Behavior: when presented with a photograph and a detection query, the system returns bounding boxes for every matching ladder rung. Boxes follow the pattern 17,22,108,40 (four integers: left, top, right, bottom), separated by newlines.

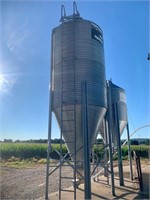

62,90,75,93
62,111,75,113
49,165,59,167
62,101,75,104
62,130,74,132
61,177,74,179
61,189,74,192
62,109,74,112
62,119,75,122
61,160,75,163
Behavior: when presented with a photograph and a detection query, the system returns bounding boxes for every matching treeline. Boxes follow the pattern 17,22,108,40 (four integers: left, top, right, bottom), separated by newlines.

1,138,65,144
121,138,149,146
1,138,149,145
1,138,104,144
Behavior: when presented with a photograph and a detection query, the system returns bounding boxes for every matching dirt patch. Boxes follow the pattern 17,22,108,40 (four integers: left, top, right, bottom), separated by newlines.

1,165,46,199
0,164,73,199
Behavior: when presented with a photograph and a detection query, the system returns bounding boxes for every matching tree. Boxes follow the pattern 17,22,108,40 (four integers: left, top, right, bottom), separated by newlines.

3,139,13,143
131,140,139,145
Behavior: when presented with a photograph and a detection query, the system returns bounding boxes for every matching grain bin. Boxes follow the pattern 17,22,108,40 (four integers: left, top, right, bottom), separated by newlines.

99,81,127,144
51,11,107,168
110,81,127,145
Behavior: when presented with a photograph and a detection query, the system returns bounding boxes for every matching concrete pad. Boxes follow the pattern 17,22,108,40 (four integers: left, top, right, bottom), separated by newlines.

48,175,140,200
40,164,149,200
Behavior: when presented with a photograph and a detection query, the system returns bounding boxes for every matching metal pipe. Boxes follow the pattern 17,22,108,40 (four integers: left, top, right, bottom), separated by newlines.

106,116,115,195
59,20,65,200
106,81,115,196
104,118,110,185
45,29,54,200
114,103,124,186
73,1,80,16
122,124,150,146
45,109,52,200
126,122,133,180
82,82,91,200
73,18,77,200
103,119,108,177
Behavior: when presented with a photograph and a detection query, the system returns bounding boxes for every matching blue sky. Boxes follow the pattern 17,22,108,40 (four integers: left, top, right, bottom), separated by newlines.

0,0,149,141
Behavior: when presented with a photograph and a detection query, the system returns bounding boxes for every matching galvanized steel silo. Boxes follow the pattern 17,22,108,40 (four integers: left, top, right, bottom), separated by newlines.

110,82,127,145
51,14,107,164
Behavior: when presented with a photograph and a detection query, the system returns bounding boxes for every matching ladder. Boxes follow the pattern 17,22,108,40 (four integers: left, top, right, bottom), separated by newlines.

59,20,77,200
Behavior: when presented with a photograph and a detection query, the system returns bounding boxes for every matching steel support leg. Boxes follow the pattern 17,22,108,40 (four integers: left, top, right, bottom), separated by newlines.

103,119,108,177
106,115,115,196
45,98,52,200
107,80,115,196
82,82,91,200
114,103,124,186
126,122,133,180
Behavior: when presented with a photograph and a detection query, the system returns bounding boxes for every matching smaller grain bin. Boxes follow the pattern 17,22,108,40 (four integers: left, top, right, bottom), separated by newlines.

109,80,127,145
99,81,127,145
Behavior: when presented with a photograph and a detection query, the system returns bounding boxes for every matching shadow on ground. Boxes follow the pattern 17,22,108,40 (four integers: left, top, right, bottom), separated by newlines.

133,172,150,200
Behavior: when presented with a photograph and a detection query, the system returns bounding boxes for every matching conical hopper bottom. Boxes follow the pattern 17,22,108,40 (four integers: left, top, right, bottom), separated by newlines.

53,104,106,176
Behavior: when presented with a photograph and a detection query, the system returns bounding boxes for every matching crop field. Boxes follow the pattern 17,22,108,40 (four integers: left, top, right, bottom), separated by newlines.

0,142,150,160
1,143,150,199
0,143,68,160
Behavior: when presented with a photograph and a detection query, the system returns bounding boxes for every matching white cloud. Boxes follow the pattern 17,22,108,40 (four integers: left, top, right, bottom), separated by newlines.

5,15,32,60
0,73,9,92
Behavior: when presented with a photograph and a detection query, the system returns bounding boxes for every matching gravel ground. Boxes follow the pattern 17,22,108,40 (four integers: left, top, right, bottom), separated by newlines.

1,164,73,199
1,161,149,199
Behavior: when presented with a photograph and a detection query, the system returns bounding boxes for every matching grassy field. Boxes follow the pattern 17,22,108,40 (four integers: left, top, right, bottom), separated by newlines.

0,143,69,160
1,142,149,161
